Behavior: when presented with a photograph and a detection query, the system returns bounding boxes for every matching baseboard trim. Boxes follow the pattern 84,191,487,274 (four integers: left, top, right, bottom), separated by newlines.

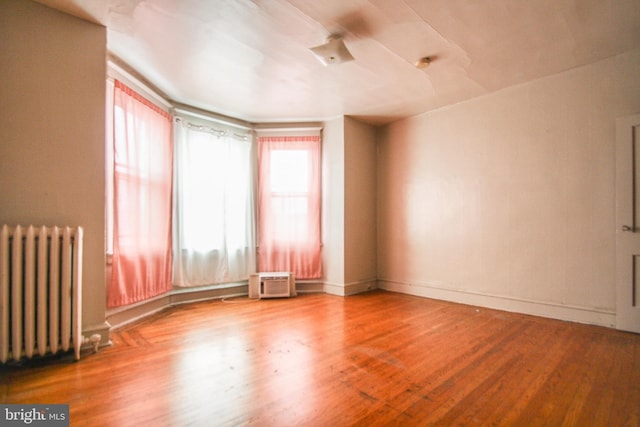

170,283,248,305
296,281,324,294
107,282,249,330
378,279,616,328
324,278,378,296
105,278,615,336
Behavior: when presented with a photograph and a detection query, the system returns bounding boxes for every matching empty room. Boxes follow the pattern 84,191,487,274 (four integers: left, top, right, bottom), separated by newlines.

1,0,640,425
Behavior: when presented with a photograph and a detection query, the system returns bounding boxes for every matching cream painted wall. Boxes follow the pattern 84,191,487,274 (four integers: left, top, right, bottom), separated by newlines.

344,117,377,292
0,1,108,340
321,117,346,291
322,116,378,295
378,49,640,327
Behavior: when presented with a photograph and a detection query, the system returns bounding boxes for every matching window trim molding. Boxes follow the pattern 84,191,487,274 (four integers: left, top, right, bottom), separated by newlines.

255,125,323,138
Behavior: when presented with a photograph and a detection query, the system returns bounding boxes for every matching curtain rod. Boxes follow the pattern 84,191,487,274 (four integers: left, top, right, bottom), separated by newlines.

175,117,250,141
174,106,252,131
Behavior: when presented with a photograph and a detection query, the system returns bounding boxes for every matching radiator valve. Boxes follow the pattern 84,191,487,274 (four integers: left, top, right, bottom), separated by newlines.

89,334,101,353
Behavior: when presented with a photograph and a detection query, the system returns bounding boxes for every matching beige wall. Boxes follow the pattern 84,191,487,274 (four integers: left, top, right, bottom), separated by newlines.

0,1,108,340
344,117,377,292
377,49,640,327
322,117,346,292
322,116,378,295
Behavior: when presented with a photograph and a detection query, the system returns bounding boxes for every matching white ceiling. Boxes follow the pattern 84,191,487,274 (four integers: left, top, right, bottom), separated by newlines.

36,0,640,125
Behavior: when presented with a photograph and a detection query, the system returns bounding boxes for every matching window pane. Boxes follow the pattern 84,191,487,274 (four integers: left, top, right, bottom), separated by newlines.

180,132,226,250
257,135,322,279
178,130,251,252
270,150,308,193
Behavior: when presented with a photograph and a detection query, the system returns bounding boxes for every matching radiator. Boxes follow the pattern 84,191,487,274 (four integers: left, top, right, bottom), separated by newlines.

0,224,84,363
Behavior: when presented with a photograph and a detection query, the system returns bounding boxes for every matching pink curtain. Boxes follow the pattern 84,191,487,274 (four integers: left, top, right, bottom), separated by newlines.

258,136,321,279
108,80,173,308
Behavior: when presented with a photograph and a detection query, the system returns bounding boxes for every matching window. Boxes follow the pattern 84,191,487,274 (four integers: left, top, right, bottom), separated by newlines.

108,80,173,308
258,135,322,279
172,117,256,287
106,68,322,305
270,149,310,242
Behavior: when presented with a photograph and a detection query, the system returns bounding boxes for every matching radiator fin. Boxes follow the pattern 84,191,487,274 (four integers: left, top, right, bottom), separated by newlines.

0,224,84,363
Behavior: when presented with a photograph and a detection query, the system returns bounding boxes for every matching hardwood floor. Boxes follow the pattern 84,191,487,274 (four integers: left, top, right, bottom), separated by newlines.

1,290,639,426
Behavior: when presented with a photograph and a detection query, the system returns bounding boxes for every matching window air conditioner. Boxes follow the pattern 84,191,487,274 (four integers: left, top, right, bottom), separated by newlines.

249,272,296,299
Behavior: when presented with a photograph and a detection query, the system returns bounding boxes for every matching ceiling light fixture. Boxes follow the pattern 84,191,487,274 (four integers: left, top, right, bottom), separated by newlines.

415,57,432,69
310,35,354,66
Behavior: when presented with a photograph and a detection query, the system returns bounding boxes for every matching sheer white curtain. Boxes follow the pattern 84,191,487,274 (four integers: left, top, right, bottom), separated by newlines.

172,117,256,287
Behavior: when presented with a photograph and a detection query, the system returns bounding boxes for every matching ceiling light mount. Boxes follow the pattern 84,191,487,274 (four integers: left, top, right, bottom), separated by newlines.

310,34,354,66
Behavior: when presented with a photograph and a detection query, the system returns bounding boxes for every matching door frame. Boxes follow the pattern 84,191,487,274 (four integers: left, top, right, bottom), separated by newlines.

615,113,640,333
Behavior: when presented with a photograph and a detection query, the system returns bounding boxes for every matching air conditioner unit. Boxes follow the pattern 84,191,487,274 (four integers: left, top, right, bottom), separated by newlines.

249,272,296,299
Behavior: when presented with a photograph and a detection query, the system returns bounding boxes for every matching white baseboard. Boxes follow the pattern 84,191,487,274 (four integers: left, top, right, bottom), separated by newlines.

296,281,324,293
107,283,248,330
378,279,616,328
107,294,172,330
103,277,615,342
324,278,378,296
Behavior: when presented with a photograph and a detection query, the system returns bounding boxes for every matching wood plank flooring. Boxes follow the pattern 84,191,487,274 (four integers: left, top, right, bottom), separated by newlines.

1,290,639,426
